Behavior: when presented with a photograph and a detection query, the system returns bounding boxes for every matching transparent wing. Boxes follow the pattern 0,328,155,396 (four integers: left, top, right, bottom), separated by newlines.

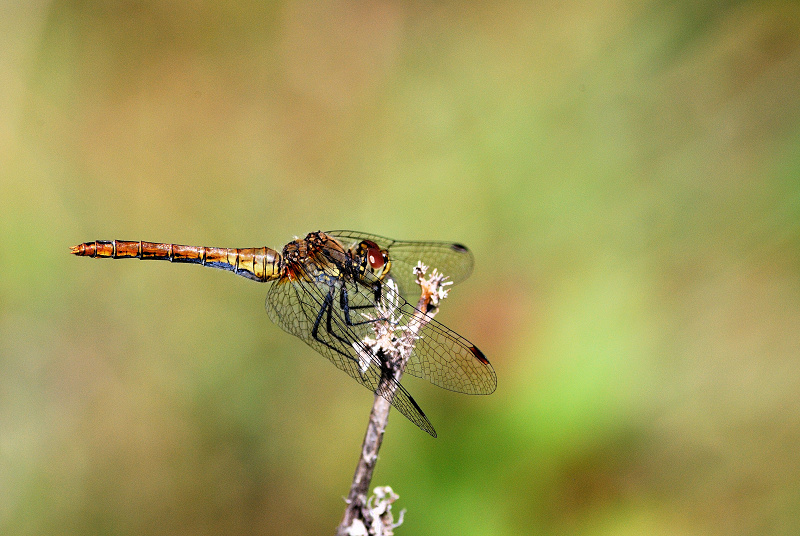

381,284,497,394
265,270,437,437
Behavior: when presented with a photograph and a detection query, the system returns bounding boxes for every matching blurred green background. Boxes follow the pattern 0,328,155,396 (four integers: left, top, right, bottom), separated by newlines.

2,1,800,534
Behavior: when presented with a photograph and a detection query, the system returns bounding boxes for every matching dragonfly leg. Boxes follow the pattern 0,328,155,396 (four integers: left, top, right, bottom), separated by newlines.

308,284,393,383
309,286,365,368
339,283,392,328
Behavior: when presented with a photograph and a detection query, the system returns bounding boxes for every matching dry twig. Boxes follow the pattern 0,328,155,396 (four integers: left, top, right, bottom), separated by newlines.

336,263,451,536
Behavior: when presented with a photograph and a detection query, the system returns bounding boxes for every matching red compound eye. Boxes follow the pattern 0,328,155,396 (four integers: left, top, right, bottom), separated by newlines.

364,241,385,269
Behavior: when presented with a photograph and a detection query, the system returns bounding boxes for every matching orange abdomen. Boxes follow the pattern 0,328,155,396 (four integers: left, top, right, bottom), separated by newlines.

70,240,282,282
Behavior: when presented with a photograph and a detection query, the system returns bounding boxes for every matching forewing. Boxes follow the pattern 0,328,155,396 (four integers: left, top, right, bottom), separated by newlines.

265,275,437,437
327,230,475,299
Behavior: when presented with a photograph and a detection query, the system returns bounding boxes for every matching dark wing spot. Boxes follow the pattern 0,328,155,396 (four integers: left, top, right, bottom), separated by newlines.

469,345,490,365
451,243,469,253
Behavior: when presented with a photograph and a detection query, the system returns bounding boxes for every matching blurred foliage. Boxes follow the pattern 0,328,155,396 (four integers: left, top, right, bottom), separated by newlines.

2,1,800,534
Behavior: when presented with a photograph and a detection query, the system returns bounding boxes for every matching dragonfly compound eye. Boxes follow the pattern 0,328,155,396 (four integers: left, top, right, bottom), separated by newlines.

361,240,385,269
367,247,385,269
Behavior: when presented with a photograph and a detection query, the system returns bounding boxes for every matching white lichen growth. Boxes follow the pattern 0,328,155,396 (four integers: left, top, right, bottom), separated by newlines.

345,486,404,536
413,261,452,308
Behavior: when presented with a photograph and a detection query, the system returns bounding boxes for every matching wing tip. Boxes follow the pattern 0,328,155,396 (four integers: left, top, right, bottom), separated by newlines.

469,345,498,394
407,392,438,438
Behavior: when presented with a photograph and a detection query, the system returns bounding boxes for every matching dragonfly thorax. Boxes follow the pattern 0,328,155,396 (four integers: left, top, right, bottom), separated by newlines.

280,232,352,282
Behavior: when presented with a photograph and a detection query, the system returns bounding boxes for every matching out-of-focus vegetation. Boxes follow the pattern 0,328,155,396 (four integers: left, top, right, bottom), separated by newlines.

2,1,800,534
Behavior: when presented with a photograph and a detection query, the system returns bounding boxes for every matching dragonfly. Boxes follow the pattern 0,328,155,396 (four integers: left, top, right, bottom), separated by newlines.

71,230,496,437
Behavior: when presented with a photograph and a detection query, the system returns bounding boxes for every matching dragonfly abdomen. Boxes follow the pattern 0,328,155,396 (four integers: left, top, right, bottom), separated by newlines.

70,240,282,282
